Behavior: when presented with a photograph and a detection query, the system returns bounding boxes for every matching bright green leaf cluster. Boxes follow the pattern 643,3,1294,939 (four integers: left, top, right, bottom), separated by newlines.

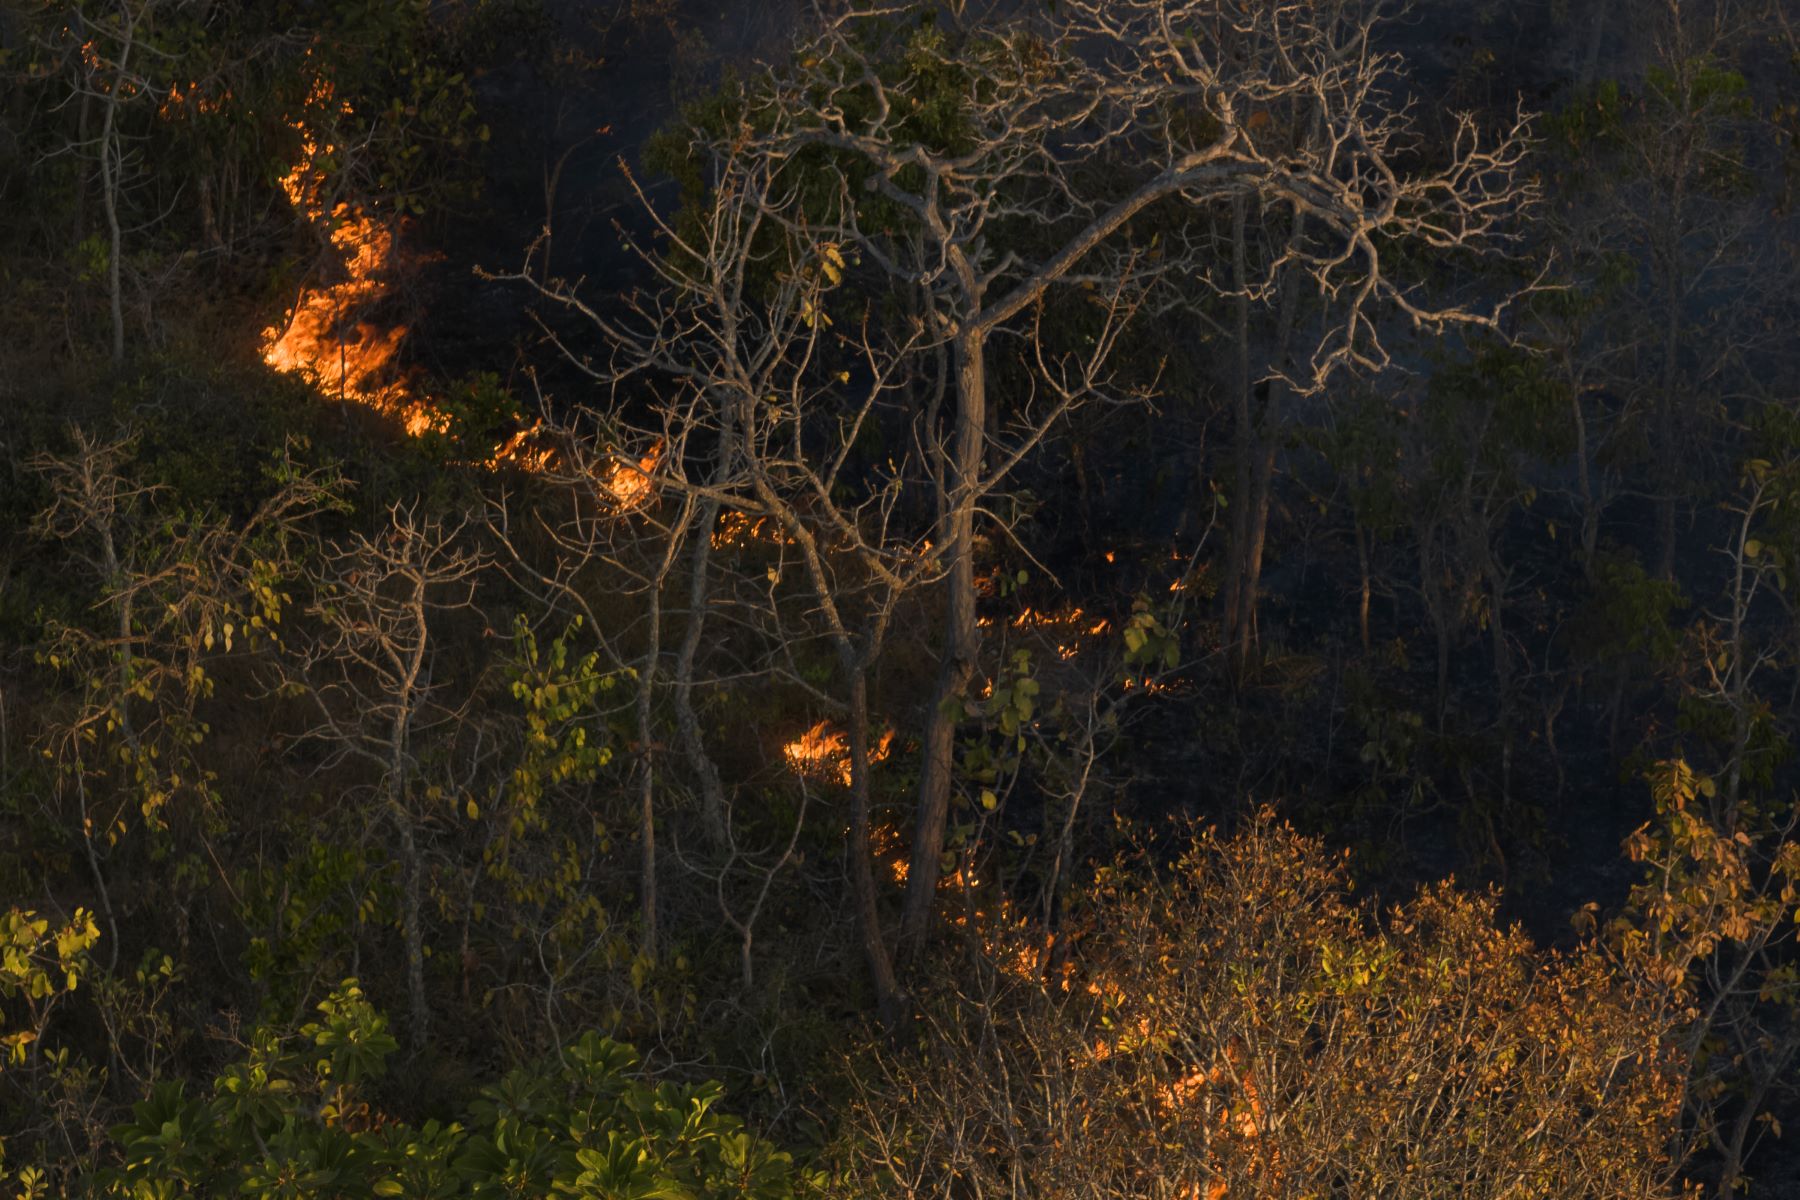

0,908,99,1066
99,983,815,1200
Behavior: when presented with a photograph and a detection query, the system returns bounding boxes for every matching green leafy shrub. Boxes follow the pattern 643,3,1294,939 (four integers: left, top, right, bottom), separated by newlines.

97,981,814,1200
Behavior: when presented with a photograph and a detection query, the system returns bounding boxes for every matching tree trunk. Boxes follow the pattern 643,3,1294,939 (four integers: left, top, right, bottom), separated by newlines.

1655,285,1682,579
198,170,223,254
1223,199,1254,653
1233,407,1282,670
637,664,659,965
1418,524,1452,730
96,13,134,368
389,598,430,1052
1225,206,1305,672
1571,382,1599,578
72,90,91,255
1580,0,1610,88
1355,521,1372,652
392,801,429,1053
901,326,986,958
1655,169,1688,581
673,407,734,847
1486,546,1513,809
635,512,688,962
847,664,902,1022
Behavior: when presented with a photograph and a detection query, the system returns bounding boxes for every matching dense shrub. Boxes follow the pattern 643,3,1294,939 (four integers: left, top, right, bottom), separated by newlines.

836,815,1687,1200
81,982,811,1200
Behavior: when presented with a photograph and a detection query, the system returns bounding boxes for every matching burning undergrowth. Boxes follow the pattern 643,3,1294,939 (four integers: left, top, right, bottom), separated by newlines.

261,76,554,473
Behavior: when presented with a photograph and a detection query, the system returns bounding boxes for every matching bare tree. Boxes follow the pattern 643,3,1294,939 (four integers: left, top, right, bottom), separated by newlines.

504,0,1538,997
30,427,343,965
489,429,699,965
732,0,1536,954
280,503,487,1051
502,134,960,1018
35,0,176,365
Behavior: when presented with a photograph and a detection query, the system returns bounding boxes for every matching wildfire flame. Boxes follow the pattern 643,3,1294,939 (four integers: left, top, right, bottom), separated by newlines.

482,420,557,473
840,720,1251,1188
260,80,439,432
872,822,909,884
260,77,558,471
1121,675,1181,695
158,79,224,118
861,771,1253,1173
782,720,894,787
596,441,663,511
985,605,1113,660
967,899,1269,1190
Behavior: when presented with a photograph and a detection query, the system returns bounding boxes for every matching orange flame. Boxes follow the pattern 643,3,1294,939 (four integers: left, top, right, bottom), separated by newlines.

482,420,557,472
711,511,793,549
261,79,447,436
872,822,909,884
782,721,893,787
783,720,848,782
260,77,558,469
597,441,663,511
968,897,1270,1192
158,80,225,118
1004,605,1111,660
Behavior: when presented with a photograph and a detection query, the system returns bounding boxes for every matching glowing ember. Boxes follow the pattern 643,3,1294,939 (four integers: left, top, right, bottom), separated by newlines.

711,511,792,549
158,80,224,118
872,823,909,884
972,908,1269,1186
1008,605,1108,634
864,827,1259,1183
1003,605,1112,660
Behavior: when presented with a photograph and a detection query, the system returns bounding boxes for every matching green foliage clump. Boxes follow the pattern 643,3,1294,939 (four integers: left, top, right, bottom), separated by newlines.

97,981,813,1200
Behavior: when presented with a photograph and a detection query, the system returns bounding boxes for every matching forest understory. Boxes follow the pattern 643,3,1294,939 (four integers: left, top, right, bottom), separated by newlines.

2,0,1799,1197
